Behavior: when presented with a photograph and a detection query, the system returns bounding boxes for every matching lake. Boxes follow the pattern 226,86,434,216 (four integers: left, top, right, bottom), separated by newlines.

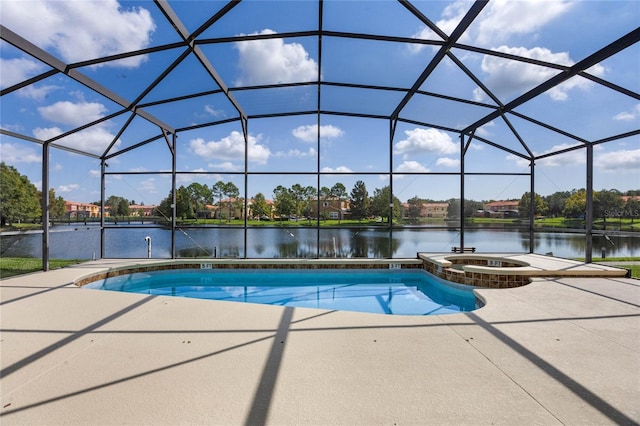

1,224,637,260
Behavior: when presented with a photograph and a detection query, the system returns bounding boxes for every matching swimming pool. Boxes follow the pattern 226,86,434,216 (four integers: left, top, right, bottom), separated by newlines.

85,269,478,315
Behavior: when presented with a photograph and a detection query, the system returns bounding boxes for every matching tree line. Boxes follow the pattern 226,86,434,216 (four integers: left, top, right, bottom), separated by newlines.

0,163,65,227
517,189,640,221
1,162,638,227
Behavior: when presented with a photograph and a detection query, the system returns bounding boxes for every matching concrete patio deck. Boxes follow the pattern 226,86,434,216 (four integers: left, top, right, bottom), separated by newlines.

1,259,639,425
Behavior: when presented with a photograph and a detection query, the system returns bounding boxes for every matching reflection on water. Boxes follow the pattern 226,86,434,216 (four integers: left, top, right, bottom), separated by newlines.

0,224,637,260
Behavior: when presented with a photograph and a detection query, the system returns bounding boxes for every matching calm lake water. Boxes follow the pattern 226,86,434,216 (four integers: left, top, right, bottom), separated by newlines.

1,224,637,260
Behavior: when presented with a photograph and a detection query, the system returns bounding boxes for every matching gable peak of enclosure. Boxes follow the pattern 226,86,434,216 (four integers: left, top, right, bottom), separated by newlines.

1,0,638,265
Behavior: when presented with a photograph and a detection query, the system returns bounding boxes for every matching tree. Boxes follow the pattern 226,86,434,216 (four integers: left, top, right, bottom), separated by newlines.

117,198,130,216
251,193,270,219
349,180,370,222
48,189,66,219
186,182,212,215
446,198,460,219
223,182,240,220
300,185,317,219
288,183,315,219
319,186,331,220
273,185,295,218
211,181,226,220
624,197,640,223
175,186,194,219
406,196,423,220
330,182,347,223
0,162,41,226
105,195,131,217
544,191,571,217
594,189,624,229
518,192,548,218
155,186,193,221
370,186,401,223
563,189,586,218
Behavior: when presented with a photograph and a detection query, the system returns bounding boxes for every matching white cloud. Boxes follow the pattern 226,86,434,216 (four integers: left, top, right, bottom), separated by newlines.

410,0,572,51
53,163,63,171
38,101,107,126
292,124,344,143
208,162,240,171
436,157,460,168
474,0,573,46
395,161,430,173
89,169,101,177
410,1,469,52
234,29,318,86
275,147,317,158
189,131,270,164
1,0,155,67
34,126,120,154
204,105,225,118
138,178,156,192
33,100,121,154
321,166,353,173
476,46,603,102
17,85,61,101
394,128,458,159
596,149,640,172
613,104,640,121
0,57,45,89
0,142,42,163
58,183,80,193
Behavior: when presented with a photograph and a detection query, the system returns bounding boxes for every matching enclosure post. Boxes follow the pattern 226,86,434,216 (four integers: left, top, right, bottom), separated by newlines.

100,160,106,259
171,132,177,259
388,119,395,258
42,142,50,271
243,116,249,259
585,144,593,263
459,134,465,251
529,160,535,253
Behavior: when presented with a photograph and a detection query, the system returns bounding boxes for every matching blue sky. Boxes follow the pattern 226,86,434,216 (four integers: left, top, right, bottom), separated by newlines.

1,0,638,206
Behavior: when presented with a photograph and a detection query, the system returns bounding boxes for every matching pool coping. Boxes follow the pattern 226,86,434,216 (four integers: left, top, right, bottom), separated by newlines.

72,258,425,287
69,254,630,290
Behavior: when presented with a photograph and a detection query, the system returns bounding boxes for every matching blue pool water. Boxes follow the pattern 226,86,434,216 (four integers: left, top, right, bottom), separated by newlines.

86,269,478,315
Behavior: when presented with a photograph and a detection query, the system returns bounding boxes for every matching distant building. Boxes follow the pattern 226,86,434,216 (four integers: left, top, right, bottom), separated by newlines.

308,198,350,220
129,204,157,216
421,202,449,219
65,201,104,218
482,200,520,218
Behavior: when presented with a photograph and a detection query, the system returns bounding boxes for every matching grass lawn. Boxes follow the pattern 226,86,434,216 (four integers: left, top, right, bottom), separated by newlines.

0,258,85,279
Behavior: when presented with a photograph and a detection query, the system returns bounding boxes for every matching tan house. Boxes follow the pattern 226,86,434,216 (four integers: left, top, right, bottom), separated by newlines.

482,200,520,218
65,201,104,218
421,202,449,219
199,198,246,220
308,198,350,220
129,204,157,216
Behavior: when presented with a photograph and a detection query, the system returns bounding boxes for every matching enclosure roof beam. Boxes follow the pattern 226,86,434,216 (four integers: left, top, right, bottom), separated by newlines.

462,27,640,135
390,1,489,120
0,25,175,137
507,111,590,145
399,0,449,41
154,0,247,122
1,69,58,97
